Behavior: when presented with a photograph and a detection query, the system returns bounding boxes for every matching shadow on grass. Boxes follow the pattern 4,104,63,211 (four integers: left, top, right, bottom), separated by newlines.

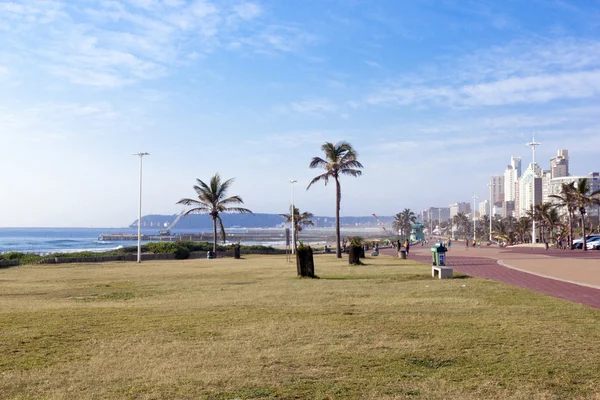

320,274,431,282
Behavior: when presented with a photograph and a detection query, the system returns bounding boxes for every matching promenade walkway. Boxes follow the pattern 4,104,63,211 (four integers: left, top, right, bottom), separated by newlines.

380,243,600,309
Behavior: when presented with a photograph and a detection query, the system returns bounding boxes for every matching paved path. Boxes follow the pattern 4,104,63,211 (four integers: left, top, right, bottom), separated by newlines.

380,244,600,309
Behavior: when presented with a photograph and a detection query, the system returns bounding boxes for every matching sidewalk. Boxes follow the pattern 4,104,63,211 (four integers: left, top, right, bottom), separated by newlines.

380,243,600,309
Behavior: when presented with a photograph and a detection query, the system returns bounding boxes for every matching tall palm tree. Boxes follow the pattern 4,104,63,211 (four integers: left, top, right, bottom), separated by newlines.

550,182,577,249
527,202,553,242
307,141,364,258
452,212,469,238
279,206,314,249
572,178,600,251
514,217,531,243
177,173,253,254
393,208,416,239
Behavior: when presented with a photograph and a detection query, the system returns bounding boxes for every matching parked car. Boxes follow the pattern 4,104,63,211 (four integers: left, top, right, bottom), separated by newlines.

586,236,600,250
573,234,600,249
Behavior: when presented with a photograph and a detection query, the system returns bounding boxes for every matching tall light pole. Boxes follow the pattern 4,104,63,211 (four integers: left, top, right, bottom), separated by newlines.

526,134,541,243
472,193,478,243
488,182,494,242
438,208,441,236
290,180,297,254
133,152,149,263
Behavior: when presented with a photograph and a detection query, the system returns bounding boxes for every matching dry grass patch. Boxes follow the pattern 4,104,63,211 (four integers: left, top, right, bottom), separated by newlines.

1,254,600,399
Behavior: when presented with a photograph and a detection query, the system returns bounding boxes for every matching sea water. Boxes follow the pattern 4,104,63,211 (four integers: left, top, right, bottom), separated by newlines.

0,227,211,254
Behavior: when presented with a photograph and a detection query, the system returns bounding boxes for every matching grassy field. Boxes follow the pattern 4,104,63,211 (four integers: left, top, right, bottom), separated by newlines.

1,254,600,399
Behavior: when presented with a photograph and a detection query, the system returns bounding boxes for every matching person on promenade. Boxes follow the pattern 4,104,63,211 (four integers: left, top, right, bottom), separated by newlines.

465,238,469,249
447,238,452,251
557,235,563,250
404,239,410,255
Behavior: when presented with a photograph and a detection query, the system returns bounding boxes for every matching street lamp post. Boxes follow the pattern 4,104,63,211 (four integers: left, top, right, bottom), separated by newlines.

472,193,478,243
488,182,494,242
526,134,541,243
290,180,297,254
438,208,441,236
133,152,149,263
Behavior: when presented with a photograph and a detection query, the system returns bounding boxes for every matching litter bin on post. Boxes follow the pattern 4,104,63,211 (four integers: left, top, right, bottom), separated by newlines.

430,243,448,266
399,249,407,259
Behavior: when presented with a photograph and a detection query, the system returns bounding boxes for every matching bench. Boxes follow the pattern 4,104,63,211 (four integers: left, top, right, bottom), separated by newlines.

432,265,453,279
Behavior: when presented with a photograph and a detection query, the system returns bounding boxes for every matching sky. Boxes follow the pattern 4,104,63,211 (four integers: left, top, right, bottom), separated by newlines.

1,0,600,227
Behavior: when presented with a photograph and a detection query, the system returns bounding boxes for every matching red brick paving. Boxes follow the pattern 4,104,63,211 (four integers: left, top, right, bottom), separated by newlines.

379,247,600,309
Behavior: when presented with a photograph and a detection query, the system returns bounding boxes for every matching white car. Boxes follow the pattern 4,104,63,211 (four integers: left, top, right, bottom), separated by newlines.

586,236,600,250
572,235,600,249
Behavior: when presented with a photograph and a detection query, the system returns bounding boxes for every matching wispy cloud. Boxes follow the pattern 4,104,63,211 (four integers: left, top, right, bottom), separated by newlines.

366,38,600,108
0,0,309,87
274,99,339,116
0,101,119,145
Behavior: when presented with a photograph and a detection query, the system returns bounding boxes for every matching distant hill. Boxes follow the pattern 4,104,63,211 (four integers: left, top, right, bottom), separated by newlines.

131,213,396,230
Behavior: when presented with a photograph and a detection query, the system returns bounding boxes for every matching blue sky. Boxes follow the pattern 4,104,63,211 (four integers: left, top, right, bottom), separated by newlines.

1,0,600,227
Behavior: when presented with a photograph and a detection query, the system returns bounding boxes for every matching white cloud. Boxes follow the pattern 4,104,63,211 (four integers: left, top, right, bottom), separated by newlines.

233,2,262,20
0,0,293,87
274,99,339,116
366,38,600,108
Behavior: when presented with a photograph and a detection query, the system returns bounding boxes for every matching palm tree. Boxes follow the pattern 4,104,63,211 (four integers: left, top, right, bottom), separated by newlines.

527,202,553,242
307,141,364,258
479,214,490,241
393,208,416,239
452,213,469,238
279,206,314,249
572,178,600,251
177,173,253,254
550,182,577,249
514,217,531,243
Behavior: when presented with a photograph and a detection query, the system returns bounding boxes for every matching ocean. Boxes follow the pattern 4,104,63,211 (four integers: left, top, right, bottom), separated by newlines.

0,227,374,255
0,227,211,254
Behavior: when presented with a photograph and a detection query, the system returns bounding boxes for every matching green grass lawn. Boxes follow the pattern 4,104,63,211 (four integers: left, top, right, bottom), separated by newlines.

1,254,599,399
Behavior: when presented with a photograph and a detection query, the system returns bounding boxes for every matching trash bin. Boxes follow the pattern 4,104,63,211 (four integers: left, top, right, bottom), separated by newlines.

206,251,215,259
399,250,407,259
430,243,448,266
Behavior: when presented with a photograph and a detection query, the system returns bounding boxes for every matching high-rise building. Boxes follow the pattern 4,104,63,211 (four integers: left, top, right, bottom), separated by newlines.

504,161,519,202
550,149,569,178
479,200,489,217
490,175,504,204
422,207,450,222
511,156,522,178
449,202,471,218
546,172,600,218
516,162,542,218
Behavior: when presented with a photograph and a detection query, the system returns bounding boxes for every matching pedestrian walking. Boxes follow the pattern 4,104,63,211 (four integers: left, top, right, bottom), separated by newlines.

557,235,563,250
404,239,410,255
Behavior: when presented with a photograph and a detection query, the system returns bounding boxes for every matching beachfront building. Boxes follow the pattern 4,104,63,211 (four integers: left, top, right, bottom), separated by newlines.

550,150,569,178
545,173,600,219
493,203,504,217
479,200,489,217
449,202,471,218
490,175,504,204
515,162,542,218
504,156,522,203
422,207,450,223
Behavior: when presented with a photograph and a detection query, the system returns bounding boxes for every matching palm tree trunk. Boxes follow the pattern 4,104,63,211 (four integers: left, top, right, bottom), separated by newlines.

581,213,587,251
212,216,218,254
568,211,574,250
335,178,342,258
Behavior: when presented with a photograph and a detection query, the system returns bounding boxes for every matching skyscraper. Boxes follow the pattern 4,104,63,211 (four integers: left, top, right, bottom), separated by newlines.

550,149,569,178
490,175,504,204
504,157,521,202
